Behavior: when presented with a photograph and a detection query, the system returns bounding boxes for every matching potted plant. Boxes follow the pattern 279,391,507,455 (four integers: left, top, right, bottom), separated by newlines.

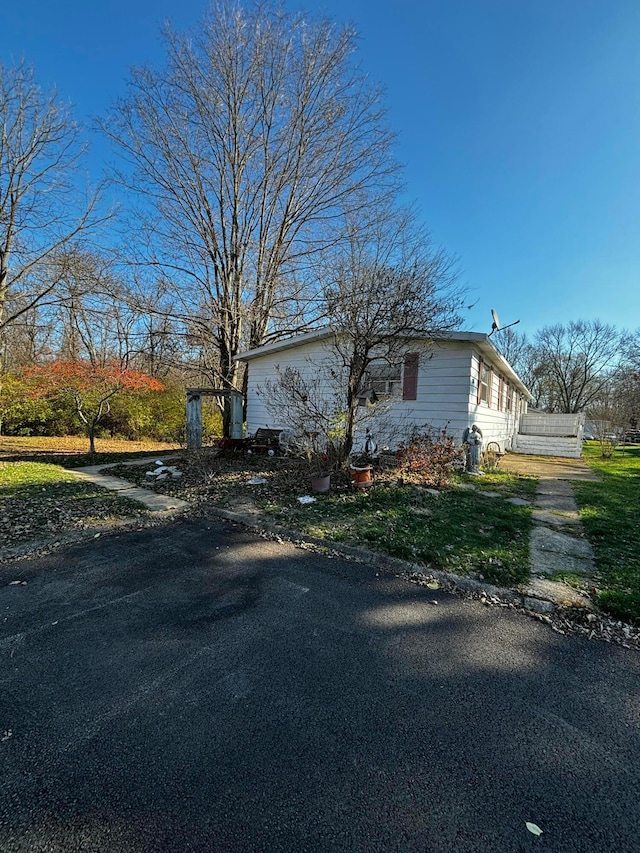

310,470,331,493
298,430,333,493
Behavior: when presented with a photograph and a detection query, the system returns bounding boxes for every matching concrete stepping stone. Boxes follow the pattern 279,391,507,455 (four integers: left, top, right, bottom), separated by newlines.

536,479,576,497
532,509,581,526
505,497,531,506
497,455,598,613
530,549,594,576
122,488,189,513
477,490,501,498
72,468,189,514
534,493,578,512
522,577,592,609
74,472,138,492
531,526,593,559
528,475,595,595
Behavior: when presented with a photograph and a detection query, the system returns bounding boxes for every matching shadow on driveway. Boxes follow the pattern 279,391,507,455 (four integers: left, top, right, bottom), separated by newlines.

0,518,638,852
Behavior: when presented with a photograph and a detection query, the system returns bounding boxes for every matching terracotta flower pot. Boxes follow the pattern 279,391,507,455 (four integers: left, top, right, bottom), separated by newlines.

350,465,373,489
310,472,331,493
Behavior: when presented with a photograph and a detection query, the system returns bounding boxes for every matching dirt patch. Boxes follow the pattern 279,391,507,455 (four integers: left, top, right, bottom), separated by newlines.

499,452,599,481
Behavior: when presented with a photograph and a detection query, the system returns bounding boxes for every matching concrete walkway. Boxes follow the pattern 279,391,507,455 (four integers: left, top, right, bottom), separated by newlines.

72,455,189,514
501,453,599,610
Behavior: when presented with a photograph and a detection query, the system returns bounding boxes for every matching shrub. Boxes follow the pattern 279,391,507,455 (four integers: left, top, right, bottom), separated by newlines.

103,385,184,442
397,428,464,487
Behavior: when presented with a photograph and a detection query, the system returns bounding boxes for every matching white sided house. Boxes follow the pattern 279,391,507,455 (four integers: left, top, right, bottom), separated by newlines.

236,329,531,454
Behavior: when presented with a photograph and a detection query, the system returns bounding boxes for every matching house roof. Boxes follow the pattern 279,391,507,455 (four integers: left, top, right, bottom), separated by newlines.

235,327,531,398
235,326,335,361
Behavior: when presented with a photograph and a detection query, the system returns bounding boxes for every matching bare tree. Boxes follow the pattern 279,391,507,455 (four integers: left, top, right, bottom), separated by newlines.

0,303,53,370
261,206,462,465
100,0,399,432
527,320,626,413
320,210,461,460
493,327,529,377
621,328,640,372
0,61,106,344
610,329,640,429
46,248,116,366
614,371,640,431
587,381,630,455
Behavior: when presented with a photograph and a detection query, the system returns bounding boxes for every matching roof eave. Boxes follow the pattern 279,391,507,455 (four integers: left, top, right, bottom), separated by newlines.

236,328,532,399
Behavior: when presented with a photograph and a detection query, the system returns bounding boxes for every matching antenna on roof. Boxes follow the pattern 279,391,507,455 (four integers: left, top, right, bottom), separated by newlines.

489,308,520,337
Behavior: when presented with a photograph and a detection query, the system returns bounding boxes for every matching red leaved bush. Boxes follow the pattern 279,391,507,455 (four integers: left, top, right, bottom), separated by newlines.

25,361,164,395
24,361,164,453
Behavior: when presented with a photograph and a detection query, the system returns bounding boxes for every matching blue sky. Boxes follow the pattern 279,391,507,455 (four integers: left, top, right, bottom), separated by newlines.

2,0,639,338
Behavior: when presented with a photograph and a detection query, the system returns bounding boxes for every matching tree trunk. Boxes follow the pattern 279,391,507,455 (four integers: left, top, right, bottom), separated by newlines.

341,359,366,465
218,341,242,437
88,426,97,456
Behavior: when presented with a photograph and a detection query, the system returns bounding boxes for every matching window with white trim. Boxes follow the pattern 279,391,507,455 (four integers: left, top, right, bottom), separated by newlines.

479,362,490,404
506,384,514,412
363,361,403,398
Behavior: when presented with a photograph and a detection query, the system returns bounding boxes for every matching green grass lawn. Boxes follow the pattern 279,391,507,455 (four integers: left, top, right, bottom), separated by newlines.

262,470,537,587
573,444,640,622
0,461,147,550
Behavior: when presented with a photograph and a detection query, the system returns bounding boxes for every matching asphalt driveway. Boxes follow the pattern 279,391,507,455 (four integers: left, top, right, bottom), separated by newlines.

1,519,638,852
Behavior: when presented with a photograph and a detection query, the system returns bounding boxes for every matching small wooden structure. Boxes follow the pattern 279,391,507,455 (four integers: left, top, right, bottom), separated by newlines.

512,413,585,458
186,388,243,451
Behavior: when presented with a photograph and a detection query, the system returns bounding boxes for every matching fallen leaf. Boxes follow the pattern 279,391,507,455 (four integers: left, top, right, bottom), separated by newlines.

526,822,543,836
426,580,439,590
